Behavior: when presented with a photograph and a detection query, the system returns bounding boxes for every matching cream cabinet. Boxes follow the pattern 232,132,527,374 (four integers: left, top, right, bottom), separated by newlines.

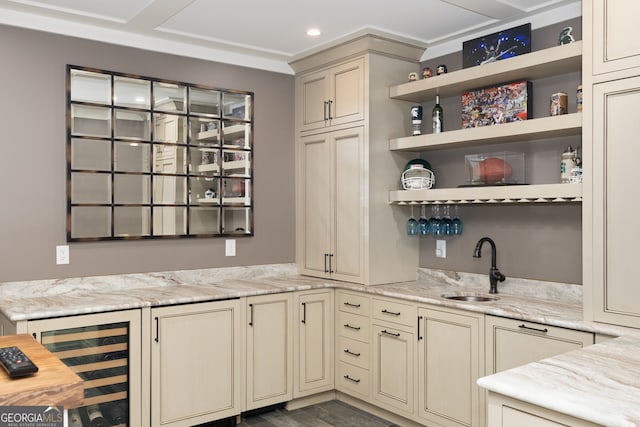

246,293,293,410
296,57,365,133
588,0,640,77
294,36,423,286
585,76,640,328
150,300,241,427
485,315,593,374
418,306,484,427
371,297,416,418
487,392,600,427
335,290,372,400
298,127,365,282
293,289,334,397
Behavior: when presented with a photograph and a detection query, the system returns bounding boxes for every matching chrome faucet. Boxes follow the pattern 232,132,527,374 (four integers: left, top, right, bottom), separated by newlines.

473,237,506,294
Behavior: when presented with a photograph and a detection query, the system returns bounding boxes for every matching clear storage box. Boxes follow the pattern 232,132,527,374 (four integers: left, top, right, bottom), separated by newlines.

465,151,524,185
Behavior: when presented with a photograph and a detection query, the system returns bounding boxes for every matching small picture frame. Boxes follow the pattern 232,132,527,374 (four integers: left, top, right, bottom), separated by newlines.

463,23,532,69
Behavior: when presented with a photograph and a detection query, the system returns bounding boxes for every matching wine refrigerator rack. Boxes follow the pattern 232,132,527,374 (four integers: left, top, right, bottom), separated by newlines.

41,322,130,426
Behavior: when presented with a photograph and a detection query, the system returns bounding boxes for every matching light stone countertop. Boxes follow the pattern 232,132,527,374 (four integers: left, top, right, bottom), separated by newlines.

0,264,638,426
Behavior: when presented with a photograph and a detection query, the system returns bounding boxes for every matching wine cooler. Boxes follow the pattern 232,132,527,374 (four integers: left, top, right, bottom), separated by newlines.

27,310,141,427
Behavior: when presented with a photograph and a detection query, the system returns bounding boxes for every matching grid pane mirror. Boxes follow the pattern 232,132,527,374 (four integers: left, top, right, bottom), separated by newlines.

67,66,254,240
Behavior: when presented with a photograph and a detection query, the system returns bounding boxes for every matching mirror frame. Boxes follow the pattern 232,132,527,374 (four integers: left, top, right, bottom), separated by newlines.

66,65,254,241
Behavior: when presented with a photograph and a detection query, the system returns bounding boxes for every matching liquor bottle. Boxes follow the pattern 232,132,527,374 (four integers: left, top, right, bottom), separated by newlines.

432,95,443,133
86,404,111,427
68,408,84,427
102,400,128,425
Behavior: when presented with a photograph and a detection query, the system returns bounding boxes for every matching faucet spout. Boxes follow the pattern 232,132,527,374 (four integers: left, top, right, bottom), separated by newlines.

473,237,506,294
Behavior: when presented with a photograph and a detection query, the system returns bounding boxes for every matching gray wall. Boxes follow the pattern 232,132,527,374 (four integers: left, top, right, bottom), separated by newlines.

0,25,295,281
417,18,583,284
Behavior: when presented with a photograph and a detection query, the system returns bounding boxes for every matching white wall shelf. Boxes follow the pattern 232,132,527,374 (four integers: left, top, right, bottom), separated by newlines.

389,183,582,205
390,113,582,152
389,41,582,102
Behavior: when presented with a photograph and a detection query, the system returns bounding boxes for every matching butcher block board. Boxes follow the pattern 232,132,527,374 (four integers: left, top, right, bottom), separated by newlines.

0,334,83,408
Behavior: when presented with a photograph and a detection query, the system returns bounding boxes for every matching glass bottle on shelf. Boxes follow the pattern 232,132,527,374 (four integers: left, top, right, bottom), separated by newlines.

86,404,110,427
432,95,443,133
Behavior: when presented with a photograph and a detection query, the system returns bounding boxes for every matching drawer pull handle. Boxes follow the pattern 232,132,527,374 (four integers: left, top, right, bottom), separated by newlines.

344,302,361,308
418,315,423,341
518,324,548,333
381,329,400,337
344,323,361,331
382,309,401,316
344,374,360,384
344,349,361,357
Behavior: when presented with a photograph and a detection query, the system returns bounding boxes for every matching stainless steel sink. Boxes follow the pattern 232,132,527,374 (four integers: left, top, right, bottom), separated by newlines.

440,293,498,302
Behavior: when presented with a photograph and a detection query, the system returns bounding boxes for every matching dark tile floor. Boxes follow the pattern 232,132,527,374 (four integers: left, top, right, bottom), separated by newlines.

237,400,398,427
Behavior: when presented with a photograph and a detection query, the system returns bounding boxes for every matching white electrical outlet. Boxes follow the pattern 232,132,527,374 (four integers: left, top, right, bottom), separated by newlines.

436,240,446,258
56,245,70,265
225,239,236,256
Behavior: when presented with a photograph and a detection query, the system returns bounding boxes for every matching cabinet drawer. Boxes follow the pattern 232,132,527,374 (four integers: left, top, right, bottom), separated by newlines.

336,291,370,315
337,311,370,343
337,362,369,399
338,335,369,369
486,315,594,374
372,298,415,327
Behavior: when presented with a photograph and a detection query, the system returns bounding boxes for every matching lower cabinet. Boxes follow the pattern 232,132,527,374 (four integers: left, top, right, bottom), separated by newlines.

485,315,594,375
293,289,334,397
151,299,242,427
418,306,485,427
487,392,600,427
371,297,416,418
246,293,293,410
27,309,142,427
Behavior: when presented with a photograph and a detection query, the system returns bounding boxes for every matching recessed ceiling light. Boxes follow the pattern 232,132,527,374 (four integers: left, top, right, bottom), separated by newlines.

306,28,321,37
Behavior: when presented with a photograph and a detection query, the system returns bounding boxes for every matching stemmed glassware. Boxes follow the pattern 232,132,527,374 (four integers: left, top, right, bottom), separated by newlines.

441,205,453,236
418,204,430,235
406,204,418,235
451,205,463,235
428,205,441,236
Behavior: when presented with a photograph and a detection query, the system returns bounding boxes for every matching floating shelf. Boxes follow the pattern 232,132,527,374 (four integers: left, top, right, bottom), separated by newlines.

389,183,582,205
389,41,582,102
390,113,582,152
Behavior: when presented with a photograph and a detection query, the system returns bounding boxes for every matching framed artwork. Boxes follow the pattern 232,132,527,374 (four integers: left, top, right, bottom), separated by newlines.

463,23,531,68
461,81,532,129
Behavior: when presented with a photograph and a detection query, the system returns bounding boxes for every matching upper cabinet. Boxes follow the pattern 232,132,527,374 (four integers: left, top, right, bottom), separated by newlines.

588,0,640,77
387,42,583,205
297,58,365,133
293,35,425,285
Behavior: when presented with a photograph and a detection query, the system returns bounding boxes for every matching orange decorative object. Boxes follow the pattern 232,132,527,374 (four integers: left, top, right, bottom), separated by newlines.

479,157,513,183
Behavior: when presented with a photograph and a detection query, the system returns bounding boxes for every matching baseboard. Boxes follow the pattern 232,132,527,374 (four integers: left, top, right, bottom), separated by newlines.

285,390,337,410
335,392,426,427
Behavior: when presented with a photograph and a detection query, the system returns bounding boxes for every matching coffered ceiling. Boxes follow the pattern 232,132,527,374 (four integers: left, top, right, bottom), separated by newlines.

0,0,581,73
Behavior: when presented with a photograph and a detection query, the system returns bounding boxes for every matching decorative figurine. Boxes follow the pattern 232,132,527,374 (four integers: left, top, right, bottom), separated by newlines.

408,72,418,82
559,26,575,45
422,67,433,79
436,64,448,75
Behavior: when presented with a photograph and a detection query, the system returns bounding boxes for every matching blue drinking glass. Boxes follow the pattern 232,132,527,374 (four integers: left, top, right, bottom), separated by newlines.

428,205,441,237
406,205,419,235
418,204,430,235
452,205,463,235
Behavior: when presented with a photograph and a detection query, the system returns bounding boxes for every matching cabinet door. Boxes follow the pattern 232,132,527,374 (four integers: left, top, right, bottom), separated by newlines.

298,132,332,278
293,290,334,397
418,307,483,427
28,310,142,427
297,127,364,283
591,0,640,75
331,127,365,282
151,300,241,427
296,57,365,133
297,70,330,132
485,315,593,374
590,76,640,327
372,323,414,416
328,57,365,128
246,293,293,410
